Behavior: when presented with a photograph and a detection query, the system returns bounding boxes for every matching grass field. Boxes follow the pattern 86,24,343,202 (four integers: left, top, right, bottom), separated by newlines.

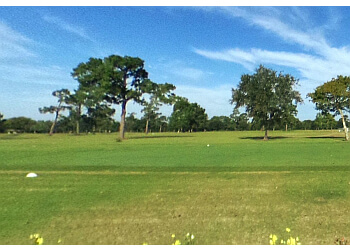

1,130,350,245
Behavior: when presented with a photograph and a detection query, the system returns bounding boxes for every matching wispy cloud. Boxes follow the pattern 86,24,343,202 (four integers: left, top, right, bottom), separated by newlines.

0,21,36,59
149,59,207,82
42,14,93,42
195,7,350,91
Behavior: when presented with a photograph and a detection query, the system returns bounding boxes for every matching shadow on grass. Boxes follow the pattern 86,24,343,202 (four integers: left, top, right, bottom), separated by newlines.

127,135,194,140
239,136,291,140
240,135,345,141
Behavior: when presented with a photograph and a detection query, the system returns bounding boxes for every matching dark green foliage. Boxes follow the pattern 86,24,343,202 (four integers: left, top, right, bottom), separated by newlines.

168,97,208,132
72,55,175,139
308,75,350,140
39,89,71,135
125,113,145,132
313,113,337,130
207,116,235,131
3,117,37,133
232,65,302,139
0,113,5,133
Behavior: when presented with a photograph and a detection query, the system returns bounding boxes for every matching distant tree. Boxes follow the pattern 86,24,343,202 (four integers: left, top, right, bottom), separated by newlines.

31,120,53,133
155,115,168,132
301,120,314,130
308,75,350,141
230,108,251,131
141,84,175,134
288,116,303,130
65,89,87,135
168,97,208,132
207,116,225,131
72,55,175,140
313,112,337,130
0,112,5,133
231,65,302,140
125,113,144,132
87,104,115,133
39,89,71,135
3,117,37,133
207,116,233,131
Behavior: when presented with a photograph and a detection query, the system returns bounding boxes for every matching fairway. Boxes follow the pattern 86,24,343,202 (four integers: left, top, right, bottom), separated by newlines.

1,130,350,245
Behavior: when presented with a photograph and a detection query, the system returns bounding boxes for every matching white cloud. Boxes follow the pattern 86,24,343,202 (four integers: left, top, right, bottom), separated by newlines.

42,14,93,42
194,7,350,117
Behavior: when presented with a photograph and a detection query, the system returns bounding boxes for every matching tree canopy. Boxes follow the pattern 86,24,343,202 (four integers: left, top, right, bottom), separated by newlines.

39,89,71,135
168,97,208,132
72,55,175,139
307,75,350,141
231,65,302,140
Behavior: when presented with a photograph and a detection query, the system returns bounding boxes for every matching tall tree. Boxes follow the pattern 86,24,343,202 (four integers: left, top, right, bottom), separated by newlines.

308,75,350,141
231,65,302,140
39,89,70,135
72,55,175,139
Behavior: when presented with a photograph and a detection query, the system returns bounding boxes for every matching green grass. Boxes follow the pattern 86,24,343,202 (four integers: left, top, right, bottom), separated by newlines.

1,130,350,244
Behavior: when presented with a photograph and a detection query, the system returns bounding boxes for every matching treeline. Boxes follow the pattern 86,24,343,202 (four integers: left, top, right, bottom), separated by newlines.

1,55,350,139
0,111,347,134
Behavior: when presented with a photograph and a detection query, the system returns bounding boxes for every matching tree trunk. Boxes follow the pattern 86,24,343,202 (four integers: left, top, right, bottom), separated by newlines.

76,104,81,135
119,100,127,139
339,109,349,141
285,124,288,132
145,119,149,134
264,129,268,140
49,110,59,136
76,120,80,135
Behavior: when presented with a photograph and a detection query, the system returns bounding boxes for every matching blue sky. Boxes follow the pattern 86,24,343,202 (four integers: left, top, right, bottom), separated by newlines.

1,6,350,121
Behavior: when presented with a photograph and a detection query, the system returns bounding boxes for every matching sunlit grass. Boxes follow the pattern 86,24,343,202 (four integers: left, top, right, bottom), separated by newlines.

0,130,349,244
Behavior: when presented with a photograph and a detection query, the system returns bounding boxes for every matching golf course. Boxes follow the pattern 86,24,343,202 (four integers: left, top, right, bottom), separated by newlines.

1,130,349,245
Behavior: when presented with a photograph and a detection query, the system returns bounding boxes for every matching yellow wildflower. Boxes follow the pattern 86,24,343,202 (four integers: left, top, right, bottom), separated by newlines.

171,234,176,238
296,237,299,242
174,240,181,245
269,240,273,245
286,228,291,233
58,239,62,244
30,234,34,239
191,234,195,240
281,239,284,244
272,235,277,244
142,243,148,245
36,237,44,245
291,237,296,245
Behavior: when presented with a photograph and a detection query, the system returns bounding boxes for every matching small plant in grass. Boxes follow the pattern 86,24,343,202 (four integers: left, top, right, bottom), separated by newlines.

335,237,347,245
171,233,195,245
29,233,44,245
269,228,301,245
